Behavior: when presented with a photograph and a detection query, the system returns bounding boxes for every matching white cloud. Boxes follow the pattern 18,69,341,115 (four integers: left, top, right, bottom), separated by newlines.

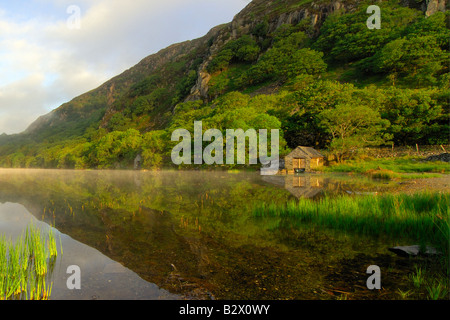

0,0,250,134
0,75,49,134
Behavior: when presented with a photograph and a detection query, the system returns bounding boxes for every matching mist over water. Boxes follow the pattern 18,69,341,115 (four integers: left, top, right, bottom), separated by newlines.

0,169,413,299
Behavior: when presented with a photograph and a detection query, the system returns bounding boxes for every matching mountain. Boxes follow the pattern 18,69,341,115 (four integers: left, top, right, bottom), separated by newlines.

0,0,448,169
22,27,221,139
21,0,352,139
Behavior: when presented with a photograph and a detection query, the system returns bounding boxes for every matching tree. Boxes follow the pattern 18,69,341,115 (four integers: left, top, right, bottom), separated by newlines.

402,12,449,49
132,96,153,115
207,35,261,74
142,130,167,169
240,45,326,86
283,110,329,149
251,20,269,38
379,87,444,145
94,129,142,168
208,74,230,99
313,4,419,63
175,70,198,102
108,113,131,131
319,104,390,162
276,48,326,80
372,36,448,86
207,49,234,73
236,44,260,62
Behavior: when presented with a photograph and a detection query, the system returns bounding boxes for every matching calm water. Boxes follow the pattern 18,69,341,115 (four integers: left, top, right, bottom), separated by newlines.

0,169,416,300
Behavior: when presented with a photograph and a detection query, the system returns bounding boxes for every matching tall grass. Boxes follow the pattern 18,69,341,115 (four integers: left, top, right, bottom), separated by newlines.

410,266,425,289
322,157,449,174
408,266,449,300
0,224,60,300
253,192,450,254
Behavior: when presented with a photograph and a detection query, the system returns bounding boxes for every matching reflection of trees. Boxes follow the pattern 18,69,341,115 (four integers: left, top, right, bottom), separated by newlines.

0,170,398,299
0,170,294,299
263,173,388,199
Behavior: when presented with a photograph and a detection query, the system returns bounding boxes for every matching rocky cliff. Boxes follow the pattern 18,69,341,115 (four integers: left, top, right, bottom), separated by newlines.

8,0,449,141
185,0,447,102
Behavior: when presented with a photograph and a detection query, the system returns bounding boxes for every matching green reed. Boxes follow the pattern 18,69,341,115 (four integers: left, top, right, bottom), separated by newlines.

407,266,449,300
0,224,60,300
410,266,426,289
253,192,450,254
426,280,448,300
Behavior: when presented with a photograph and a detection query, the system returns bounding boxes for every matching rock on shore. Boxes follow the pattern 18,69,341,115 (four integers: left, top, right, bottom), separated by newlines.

424,153,450,162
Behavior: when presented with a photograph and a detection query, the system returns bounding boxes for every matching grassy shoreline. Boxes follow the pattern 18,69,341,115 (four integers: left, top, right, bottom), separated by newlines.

320,157,448,174
0,155,448,176
254,191,449,254
253,190,450,299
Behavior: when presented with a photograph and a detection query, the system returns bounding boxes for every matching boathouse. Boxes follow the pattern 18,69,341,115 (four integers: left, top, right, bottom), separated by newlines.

281,146,324,173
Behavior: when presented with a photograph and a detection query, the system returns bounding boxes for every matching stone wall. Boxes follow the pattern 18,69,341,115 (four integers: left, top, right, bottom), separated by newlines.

321,145,449,161
360,145,449,159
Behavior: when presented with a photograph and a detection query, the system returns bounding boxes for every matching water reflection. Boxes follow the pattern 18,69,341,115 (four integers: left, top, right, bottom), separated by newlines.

0,201,178,300
0,169,405,300
262,175,324,198
262,173,386,199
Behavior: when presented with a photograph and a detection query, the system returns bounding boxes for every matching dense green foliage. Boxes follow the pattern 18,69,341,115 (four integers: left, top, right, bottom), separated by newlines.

0,1,448,169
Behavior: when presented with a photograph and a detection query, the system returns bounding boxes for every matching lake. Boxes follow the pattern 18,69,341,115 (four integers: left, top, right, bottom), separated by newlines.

0,169,420,300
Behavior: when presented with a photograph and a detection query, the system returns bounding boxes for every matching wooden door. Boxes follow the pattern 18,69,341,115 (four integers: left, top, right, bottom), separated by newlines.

293,158,305,169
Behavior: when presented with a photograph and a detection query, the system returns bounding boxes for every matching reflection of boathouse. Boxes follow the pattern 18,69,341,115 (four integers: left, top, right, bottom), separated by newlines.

262,174,324,199
285,175,324,198
280,146,324,174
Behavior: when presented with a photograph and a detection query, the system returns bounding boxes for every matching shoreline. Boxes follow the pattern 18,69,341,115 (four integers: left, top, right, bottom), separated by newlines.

388,175,450,194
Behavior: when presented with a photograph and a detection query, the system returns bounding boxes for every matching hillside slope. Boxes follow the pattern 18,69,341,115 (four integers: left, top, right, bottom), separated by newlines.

0,0,448,169
0,0,364,143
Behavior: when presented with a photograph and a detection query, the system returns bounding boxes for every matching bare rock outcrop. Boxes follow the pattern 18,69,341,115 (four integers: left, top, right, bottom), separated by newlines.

425,0,448,16
424,153,450,162
185,0,355,102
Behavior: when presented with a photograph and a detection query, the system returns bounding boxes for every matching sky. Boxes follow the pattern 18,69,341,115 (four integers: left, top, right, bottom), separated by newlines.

0,0,251,135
